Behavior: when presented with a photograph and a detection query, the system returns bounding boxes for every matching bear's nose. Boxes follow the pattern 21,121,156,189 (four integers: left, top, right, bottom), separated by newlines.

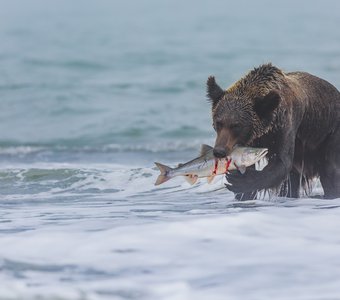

213,147,227,158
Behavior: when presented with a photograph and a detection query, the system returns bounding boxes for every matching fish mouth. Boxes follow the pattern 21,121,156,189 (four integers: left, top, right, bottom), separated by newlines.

256,148,268,160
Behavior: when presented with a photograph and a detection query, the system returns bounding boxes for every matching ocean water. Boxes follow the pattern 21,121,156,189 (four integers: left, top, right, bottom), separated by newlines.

1,0,340,299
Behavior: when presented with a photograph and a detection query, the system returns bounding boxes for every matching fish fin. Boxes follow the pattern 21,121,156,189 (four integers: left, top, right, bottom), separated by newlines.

207,175,215,184
185,175,198,185
155,175,171,186
237,165,246,174
200,144,213,156
154,162,172,185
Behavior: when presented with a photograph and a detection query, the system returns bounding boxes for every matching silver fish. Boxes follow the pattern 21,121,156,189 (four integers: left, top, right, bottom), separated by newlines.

154,144,268,185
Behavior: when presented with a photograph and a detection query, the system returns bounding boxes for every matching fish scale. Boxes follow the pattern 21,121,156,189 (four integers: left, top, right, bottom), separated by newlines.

155,145,268,185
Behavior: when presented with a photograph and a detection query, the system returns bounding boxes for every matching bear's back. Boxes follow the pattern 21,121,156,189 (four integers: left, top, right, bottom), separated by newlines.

285,71,340,148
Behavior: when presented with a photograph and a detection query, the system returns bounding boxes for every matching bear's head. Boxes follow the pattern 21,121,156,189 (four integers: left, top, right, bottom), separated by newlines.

207,75,281,158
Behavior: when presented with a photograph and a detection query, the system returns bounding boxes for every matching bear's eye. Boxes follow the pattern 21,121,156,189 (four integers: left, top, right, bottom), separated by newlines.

229,123,241,130
214,121,223,131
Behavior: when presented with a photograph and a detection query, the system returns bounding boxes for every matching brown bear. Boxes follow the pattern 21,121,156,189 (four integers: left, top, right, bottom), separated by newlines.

207,63,340,200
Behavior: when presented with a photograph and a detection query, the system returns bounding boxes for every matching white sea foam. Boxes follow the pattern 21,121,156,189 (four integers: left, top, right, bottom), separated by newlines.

0,162,340,300
103,139,215,153
0,146,44,155
1,195,340,300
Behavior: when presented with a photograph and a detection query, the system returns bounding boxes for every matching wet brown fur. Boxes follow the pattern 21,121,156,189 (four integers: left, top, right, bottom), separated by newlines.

207,63,340,199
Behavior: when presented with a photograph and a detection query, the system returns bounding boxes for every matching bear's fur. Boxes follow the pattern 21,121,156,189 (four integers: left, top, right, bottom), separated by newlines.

207,63,340,199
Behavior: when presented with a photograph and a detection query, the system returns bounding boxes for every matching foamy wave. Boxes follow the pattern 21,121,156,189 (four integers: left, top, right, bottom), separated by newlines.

1,198,340,300
0,146,45,155
0,139,215,156
101,139,215,153
0,162,229,202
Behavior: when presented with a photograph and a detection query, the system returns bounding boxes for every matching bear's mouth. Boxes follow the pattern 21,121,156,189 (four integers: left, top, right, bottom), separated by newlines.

212,146,228,158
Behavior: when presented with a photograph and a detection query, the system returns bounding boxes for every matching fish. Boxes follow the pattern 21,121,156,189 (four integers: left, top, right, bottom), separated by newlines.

154,144,268,186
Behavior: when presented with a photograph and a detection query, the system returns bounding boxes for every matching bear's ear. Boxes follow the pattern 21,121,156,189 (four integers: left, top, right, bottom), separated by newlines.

253,90,281,120
207,76,224,108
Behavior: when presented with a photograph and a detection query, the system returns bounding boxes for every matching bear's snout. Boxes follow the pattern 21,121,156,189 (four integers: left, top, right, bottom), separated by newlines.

213,147,227,158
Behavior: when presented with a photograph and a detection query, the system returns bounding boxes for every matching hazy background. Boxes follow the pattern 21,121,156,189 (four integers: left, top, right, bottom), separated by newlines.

1,0,340,163
1,1,340,300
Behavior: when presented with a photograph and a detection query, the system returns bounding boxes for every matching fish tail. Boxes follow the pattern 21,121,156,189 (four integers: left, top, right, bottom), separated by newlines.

154,162,172,185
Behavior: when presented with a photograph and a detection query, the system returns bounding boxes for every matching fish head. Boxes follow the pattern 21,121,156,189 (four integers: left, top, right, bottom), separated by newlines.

232,147,268,165
247,148,268,162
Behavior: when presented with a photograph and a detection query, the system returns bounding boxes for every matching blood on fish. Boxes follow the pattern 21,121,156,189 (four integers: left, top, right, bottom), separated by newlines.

213,159,218,175
213,159,231,175
225,159,231,173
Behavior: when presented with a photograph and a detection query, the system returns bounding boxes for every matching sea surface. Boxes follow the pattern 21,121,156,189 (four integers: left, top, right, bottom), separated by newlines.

1,1,340,299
